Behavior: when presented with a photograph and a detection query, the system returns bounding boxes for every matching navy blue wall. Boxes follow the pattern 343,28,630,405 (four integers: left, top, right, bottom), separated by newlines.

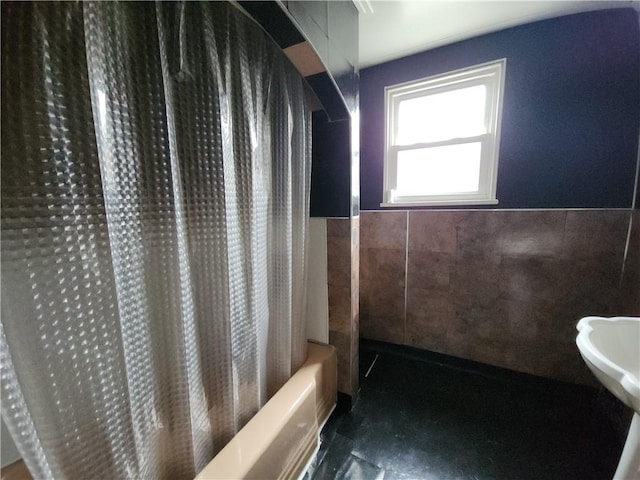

310,111,351,217
360,8,640,210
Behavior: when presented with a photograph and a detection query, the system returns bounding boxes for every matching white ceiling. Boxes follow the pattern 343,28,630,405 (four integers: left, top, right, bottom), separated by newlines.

358,0,639,68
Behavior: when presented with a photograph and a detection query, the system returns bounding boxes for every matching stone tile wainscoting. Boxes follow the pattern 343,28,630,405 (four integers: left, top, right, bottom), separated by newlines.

359,209,639,385
327,218,358,396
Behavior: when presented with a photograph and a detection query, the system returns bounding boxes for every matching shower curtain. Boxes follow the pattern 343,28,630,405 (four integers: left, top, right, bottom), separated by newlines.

1,2,311,479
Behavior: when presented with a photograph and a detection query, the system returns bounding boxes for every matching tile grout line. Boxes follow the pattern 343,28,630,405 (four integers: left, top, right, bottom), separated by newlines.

619,126,640,286
620,212,634,287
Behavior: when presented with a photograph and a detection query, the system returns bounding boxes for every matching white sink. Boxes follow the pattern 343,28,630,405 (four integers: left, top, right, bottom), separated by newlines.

576,316,640,480
576,316,640,412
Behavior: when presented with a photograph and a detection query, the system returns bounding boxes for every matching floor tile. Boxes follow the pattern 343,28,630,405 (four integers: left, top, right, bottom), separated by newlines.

309,341,626,480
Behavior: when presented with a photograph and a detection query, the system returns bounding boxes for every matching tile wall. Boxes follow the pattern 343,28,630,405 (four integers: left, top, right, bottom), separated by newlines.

358,209,639,385
327,218,356,395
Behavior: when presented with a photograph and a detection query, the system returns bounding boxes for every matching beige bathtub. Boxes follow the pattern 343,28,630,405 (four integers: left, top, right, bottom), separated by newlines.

195,341,337,480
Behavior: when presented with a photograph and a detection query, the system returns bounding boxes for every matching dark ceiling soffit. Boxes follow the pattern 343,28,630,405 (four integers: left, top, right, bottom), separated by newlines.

236,1,350,121
236,1,304,48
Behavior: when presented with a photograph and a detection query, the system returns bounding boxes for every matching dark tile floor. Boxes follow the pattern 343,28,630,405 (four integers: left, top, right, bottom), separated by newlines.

306,340,627,480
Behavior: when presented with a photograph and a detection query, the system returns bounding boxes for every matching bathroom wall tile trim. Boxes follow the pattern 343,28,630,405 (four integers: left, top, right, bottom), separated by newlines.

359,208,639,385
327,217,355,397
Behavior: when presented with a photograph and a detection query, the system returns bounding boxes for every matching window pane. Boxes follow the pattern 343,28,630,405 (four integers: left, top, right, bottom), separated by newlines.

396,85,486,145
396,143,482,196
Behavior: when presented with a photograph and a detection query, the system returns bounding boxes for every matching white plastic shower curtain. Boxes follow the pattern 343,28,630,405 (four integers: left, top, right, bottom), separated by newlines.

0,2,311,479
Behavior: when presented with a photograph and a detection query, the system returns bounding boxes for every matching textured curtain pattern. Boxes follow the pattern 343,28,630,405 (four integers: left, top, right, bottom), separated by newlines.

1,2,311,479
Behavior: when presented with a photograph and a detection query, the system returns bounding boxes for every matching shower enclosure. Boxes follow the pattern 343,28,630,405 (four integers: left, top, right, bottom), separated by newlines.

1,2,311,478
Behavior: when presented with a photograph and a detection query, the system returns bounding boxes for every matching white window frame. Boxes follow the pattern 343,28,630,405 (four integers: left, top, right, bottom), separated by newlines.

382,59,506,207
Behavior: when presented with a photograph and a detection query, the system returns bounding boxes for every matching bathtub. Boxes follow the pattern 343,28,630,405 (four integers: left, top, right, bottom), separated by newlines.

194,341,337,480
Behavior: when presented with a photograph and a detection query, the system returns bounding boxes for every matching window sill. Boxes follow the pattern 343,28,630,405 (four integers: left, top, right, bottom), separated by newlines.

380,199,499,208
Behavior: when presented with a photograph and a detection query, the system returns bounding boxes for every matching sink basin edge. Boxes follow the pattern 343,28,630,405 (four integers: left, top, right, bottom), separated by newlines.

576,316,640,413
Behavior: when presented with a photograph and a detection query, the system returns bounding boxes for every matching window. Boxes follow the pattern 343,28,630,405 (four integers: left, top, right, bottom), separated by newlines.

383,59,506,206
